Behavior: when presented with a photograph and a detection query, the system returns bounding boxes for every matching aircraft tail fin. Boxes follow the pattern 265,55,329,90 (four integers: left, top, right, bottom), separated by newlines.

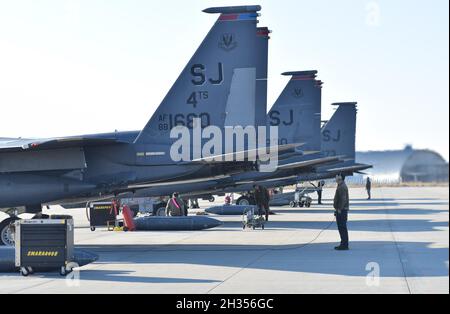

267,71,322,151
321,102,357,159
134,6,262,145
255,27,270,129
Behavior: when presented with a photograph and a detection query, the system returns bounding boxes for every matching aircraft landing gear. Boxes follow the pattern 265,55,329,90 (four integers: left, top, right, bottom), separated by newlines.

152,201,167,216
236,194,256,206
0,216,19,246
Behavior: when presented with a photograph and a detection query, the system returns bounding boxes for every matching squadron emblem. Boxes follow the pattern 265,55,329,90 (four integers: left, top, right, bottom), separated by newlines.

219,33,237,51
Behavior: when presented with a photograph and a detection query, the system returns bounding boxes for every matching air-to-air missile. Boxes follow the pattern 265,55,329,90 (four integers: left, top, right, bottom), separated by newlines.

133,216,222,231
205,205,258,216
0,247,98,273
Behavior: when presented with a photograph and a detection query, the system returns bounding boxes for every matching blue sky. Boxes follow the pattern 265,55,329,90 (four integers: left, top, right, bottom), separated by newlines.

0,0,448,160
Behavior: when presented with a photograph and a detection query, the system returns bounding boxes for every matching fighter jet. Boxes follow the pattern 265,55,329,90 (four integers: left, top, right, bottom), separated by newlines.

124,83,371,207
68,71,369,208
186,100,372,206
1,5,292,244
231,102,373,202
0,6,371,245
52,40,345,208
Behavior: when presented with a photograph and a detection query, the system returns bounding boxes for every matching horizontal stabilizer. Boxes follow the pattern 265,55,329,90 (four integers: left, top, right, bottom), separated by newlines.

326,163,373,174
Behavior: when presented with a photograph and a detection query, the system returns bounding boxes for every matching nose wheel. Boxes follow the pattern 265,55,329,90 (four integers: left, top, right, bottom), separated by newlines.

0,217,19,246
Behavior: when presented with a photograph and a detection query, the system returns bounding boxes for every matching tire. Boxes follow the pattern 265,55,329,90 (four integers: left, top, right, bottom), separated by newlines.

236,196,251,206
20,267,30,277
289,201,296,208
90,226,96,232
0,217,20,246
209,196,215,203
155,207,166,217
152,203,167,216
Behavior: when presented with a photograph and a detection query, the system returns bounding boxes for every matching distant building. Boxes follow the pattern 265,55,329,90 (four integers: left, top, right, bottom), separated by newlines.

353,145,449,184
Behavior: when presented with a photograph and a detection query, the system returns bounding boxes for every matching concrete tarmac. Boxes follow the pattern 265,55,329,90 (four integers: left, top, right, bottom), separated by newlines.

0,187,448,294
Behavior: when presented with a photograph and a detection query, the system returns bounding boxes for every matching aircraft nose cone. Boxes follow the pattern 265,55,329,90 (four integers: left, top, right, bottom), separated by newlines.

205,205,256,216
204,206,222,215
193,216,223,230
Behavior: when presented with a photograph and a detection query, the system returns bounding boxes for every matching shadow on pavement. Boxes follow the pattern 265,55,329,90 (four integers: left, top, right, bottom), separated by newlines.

217,219,448,233
273,208,448,216
0,269,220,284
77,241,449,278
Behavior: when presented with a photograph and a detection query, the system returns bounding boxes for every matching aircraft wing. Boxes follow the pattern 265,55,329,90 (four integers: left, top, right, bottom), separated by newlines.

276,156,342,171
0,136,128,153
324,163,373,174
127,175,231,189
235,175,298,185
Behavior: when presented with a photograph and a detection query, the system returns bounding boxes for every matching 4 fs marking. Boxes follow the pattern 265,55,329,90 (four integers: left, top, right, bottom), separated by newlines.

187,91,209,108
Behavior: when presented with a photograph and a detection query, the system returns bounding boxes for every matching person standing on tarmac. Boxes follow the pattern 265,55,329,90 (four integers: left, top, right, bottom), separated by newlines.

334,174,350,251
254,185,271,222
317,180,325,205
253,185,262,216
366,177,372,200
166,193,187,217
262,185,271,222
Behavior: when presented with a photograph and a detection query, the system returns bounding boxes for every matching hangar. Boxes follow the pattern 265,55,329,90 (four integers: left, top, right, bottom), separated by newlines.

354,145,449,184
